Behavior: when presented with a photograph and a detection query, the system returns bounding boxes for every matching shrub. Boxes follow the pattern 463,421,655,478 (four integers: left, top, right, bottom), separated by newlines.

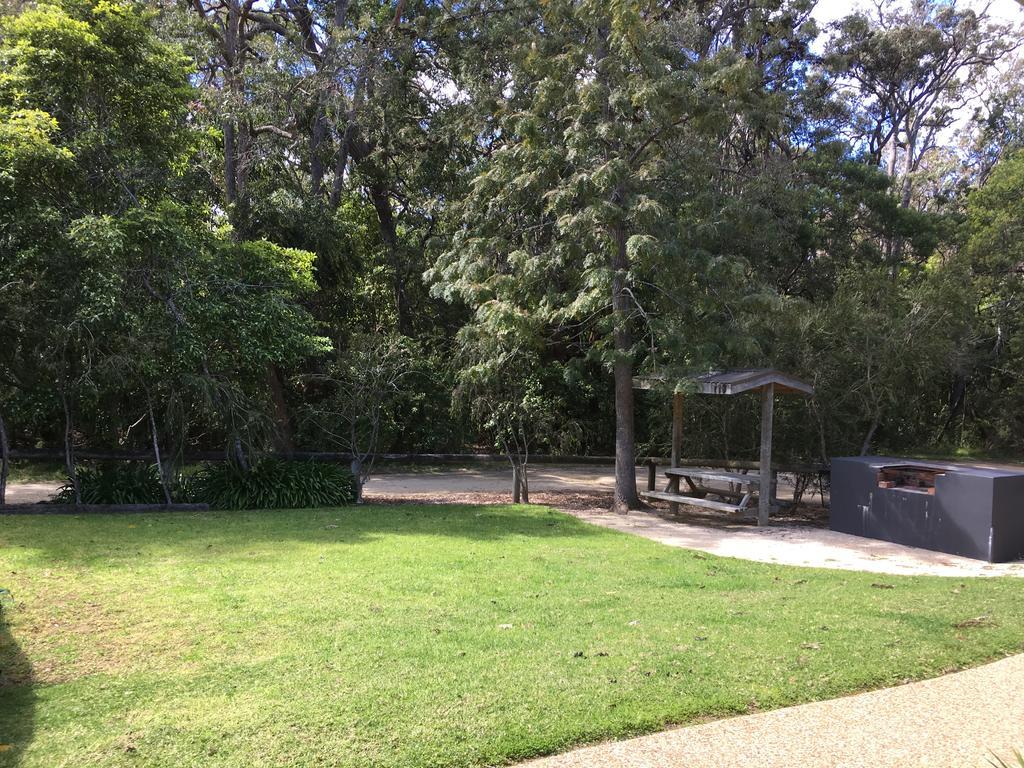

187,460,355,510
53,462,168,504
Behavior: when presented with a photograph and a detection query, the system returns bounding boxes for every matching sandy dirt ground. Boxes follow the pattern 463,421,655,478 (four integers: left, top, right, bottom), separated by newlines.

2,466,733,503
522,653,1024,768
3,482,61,504
7,465,1023,577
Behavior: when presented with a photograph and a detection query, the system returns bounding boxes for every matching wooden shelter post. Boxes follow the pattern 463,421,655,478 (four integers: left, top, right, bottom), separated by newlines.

758,383,774,526
669,392,684,514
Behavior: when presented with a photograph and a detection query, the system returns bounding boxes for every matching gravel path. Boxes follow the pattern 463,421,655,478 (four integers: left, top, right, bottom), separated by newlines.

561,506,1024,578
522,653,1024,768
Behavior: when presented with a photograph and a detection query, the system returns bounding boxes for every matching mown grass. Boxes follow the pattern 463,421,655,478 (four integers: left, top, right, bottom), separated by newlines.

0,504,1022,768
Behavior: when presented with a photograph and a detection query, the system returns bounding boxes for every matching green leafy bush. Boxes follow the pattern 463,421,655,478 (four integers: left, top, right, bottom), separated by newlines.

53,462,168,504
187,460,355,510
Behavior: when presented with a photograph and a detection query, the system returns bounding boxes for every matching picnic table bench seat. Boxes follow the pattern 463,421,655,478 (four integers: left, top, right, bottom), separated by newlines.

640,490,752,514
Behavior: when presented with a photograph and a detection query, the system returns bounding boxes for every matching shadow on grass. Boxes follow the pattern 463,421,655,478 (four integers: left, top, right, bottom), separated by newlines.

0,503,607,564
0,609,35,767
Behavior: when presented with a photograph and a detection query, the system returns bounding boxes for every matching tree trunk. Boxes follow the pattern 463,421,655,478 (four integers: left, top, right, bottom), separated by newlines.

594,21,640,514
329,144,348,209
310,111,329,195
936,373,967,443
368,181,412,335
60,391,80,505
890,121,918,269
148,399,173,506
0,410,9,506
510,461,530,504
232,436,250,472
886,137,899,178
351,457,364,503
222,1,251,235
860,415,880,456
610,218,641,513
899,120,918,210
267,364,296,455
224,119,238,205
233,123,253,233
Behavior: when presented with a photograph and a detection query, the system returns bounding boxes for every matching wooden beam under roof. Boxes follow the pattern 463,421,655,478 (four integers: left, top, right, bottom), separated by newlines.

633,368,813,397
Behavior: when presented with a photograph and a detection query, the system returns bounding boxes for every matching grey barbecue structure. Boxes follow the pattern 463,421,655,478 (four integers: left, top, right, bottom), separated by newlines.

831,456,1024,563
635,369,814,525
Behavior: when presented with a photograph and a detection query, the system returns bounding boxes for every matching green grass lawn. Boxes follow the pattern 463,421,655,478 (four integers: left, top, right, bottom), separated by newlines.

1,505,1022,768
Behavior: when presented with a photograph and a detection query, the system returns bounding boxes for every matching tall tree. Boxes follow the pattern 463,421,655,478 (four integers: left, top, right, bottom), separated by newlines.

0,0,329,481
825,0,1016,212
962,148,1024,450
430,0,800,510
180,0,468,335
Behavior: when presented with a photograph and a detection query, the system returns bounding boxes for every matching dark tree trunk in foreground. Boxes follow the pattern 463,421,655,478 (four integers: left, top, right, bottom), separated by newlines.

368,181,412,335
610,217,641,513
267,364,296,455
511,462,529,504
0,410,9,506
232,436,250,472
860,415,880,456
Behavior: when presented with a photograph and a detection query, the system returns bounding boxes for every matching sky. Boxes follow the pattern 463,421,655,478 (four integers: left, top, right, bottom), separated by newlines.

810,0,1024,27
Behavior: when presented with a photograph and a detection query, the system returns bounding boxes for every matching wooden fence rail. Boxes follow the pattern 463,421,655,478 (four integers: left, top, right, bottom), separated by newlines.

9,450,830,474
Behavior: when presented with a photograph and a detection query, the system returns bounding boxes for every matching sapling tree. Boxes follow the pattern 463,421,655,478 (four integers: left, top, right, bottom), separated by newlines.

453,313,576,504
302,332,415,502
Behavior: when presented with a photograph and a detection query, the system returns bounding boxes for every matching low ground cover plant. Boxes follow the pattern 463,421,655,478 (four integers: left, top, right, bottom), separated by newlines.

187,459,356,509
53,463,168,505
48,459,356,509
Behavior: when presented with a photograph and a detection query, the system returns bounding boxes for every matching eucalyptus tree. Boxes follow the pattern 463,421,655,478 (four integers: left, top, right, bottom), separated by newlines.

969,57,1024,182
180,0,472,335
824,0,1018,212
430,0,811,510
815,1,1021,448
962,149,1024,450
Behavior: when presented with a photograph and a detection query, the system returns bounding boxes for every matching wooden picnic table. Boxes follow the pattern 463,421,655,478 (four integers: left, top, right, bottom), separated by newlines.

641,466,771,515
